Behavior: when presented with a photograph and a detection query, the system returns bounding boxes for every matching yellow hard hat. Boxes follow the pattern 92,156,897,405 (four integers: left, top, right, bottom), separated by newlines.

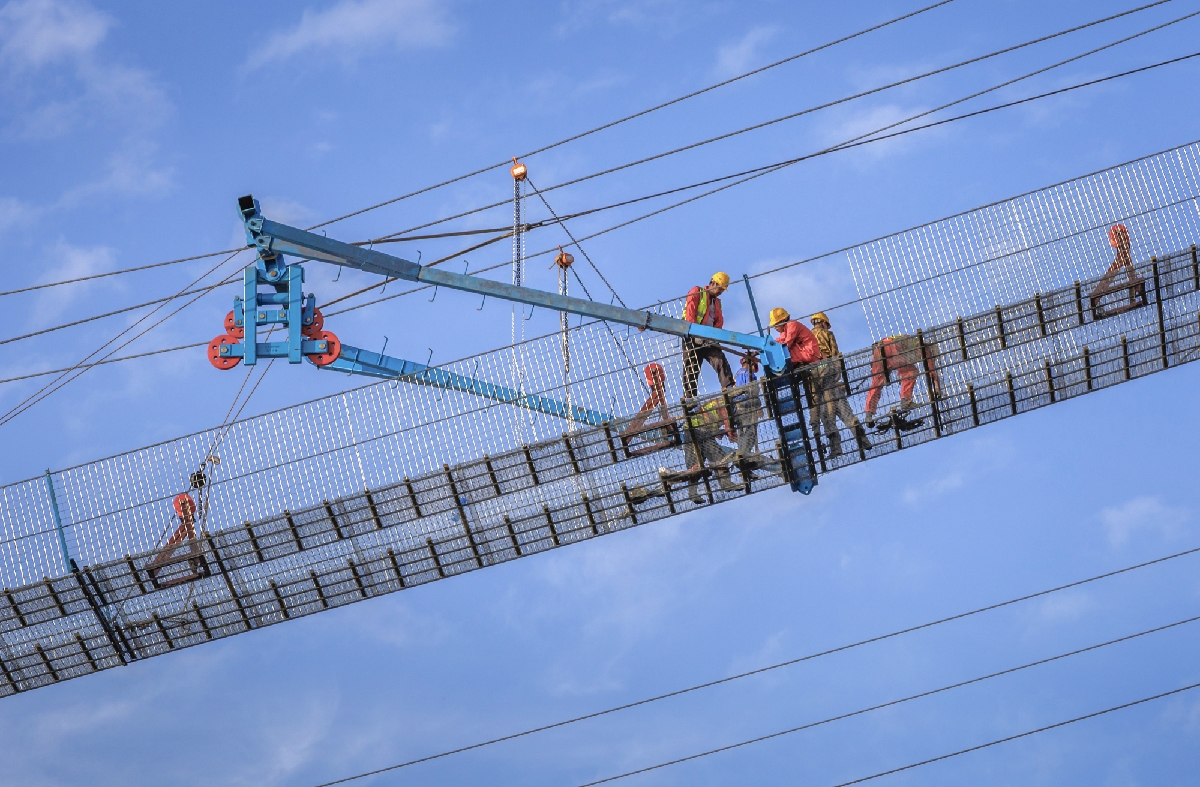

811,311,830,324
710,271,731,288
769,307,790,327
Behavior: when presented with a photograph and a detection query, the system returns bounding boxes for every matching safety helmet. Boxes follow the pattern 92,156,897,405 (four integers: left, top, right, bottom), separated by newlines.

811,311,830,325
710,271,731,288
769,307,790,327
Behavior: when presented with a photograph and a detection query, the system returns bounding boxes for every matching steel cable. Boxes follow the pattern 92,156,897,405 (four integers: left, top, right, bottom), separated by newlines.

309,544,1200,786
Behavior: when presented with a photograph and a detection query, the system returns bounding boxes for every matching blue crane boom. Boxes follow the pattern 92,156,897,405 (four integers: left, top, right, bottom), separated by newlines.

233,195,789,373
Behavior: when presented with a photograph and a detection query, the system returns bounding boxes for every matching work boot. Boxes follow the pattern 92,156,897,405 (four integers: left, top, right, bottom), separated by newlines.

826,432,842,460
687,483,704,504
854,424,873,451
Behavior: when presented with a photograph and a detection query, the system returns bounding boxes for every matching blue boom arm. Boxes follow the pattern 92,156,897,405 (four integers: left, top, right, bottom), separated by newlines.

237,195,789,373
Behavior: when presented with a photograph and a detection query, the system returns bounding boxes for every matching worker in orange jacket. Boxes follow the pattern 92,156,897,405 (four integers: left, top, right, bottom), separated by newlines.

864,334,941,425
682,272,736,399
769,307,821,366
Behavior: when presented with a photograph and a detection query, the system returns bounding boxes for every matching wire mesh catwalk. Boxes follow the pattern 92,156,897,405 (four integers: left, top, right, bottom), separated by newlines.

3,143,1200,696
2,240,1199,696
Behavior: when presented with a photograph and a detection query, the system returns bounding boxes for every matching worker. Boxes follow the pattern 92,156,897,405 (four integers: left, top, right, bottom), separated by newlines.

683,396,740,503
769,307,821,366
864,334,942,426
808,312,871,459
731,352,762,460
682,272,736,399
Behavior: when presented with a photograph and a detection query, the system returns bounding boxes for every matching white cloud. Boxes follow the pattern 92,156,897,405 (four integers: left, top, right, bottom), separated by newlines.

714,25,779,79
0,0,109,70
247,0,453,70
60,142,174,203
1101,496,1190,548
0,196,36,231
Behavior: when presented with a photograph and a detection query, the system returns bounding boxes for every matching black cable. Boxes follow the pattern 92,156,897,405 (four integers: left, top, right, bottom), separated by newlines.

570,616,1200,787
0,248,242,299
0,342,207,385
824,682,1200,787
309,543,1200,787
0,275,239,347
369,0,1179,243
305,0,957,231
0,250,247,426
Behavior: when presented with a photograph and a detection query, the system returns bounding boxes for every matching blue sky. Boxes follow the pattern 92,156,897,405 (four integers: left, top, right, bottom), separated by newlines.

1,0,1199,785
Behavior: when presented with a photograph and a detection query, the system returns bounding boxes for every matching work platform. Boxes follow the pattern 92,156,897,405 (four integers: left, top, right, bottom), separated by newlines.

1,242,1198,696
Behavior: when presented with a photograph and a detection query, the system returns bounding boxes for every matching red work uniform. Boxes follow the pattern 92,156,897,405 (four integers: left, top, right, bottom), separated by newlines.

773,320,821,365
864,335,941,417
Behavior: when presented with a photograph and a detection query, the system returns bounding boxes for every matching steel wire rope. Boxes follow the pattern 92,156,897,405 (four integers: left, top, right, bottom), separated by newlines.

305,0,957,232
0,249,248,427
568,617,1200,787
0,342,208,385
0,275,240,347
324,21,1199,320
6,51,1192,411
366,0,1177,245
0,2,1163,312
12,48,1192,391
524,175,648,393
309,546,1200,787
815,682,1200,787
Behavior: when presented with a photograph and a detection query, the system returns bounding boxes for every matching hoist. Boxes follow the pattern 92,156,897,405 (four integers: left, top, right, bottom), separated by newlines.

208,195,815,492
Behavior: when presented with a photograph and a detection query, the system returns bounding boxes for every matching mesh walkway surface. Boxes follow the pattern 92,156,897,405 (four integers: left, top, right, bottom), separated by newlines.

3,142,1200,697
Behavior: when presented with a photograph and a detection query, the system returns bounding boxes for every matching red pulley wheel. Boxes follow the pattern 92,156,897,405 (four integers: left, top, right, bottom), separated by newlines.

301,307,325,338
208,334,241,370
224,311,244,339
307,330,341,366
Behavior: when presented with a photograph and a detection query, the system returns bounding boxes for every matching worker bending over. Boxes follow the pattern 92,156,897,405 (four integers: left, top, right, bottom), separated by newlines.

731,352,763,460
808,312,871,458
684,397,740,503
769,307,821,366
682,272,736,399
864,334,942,426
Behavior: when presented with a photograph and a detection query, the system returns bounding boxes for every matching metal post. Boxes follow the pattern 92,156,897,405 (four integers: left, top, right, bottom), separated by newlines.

1152,257,1168,369
44,471,71,575
743,274,766,336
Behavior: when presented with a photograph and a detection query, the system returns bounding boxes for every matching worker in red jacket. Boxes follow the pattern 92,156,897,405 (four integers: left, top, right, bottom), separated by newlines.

682,272,736,399
864,334,941,425
769,307,821,366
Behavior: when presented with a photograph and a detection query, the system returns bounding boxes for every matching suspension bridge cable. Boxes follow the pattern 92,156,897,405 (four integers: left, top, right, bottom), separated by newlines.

0,250,247,426
367,0,1180,243
304,0,958,232
6,1,1171,320
0,275,239,347
308,543,1200,786
17,47,1193,383
0,342,207,385
325,46,1198,321
822,682,1200,787
0,248,243,299
567,616,1200,787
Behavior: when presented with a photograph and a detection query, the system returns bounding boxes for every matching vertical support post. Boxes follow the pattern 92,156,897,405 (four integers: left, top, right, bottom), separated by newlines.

287,263,303,363
1005,372,1017,415
243,265,258,366
1043,361,1055,404
43,471,71,575
1034,293,1046,338
1083,346,1093,391
995,306,1007,349
967,383,979,427
956,317,967,361
1152,257,1168,369
504,516,522,556
1121,335,1131,380
1191,245,1199,292
1074,280,1084,327
742,274,766,337
917,330,941,438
